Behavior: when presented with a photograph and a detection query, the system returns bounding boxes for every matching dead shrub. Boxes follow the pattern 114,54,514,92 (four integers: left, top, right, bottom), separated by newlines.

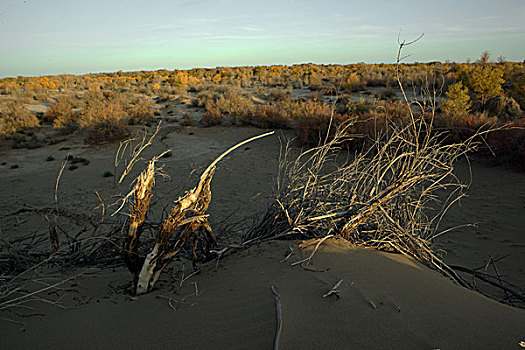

246,111,489,300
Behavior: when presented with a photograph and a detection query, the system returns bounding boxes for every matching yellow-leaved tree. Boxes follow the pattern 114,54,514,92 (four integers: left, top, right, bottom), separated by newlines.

440,82,471,118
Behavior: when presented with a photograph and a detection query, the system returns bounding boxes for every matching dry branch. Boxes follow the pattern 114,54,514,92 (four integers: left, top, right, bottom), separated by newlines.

323,279,343,298
271,285,282,350
121,131,274,294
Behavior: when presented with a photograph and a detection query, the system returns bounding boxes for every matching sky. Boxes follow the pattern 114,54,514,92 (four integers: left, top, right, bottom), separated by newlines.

1,0,524,77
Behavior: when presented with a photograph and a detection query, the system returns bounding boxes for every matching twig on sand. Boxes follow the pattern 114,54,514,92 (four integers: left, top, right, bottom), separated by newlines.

1,317,27,330
0,272,85,311
270,285,282,350
323,279,343,299
179,269,200,288
291,235,334,267
192,281,199,296
279,245,294,263
449,264,525,303
54,154,69,213
157,293,197,311
210,247,229,270
157,295,177,311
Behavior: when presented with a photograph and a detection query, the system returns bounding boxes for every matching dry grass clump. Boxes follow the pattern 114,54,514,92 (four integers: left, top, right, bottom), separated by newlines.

0,102,40,135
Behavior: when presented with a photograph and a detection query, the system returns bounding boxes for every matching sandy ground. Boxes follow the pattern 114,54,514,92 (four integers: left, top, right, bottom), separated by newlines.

1,124,524,349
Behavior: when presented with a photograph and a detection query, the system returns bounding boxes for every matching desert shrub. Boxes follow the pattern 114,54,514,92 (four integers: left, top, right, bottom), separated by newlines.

0,102,40,135
194,89,215,107
84,121,128,144
57,91,130,143
245,105,493,305
344,72,364,92
79,100,127,129
214,90,254,117
254,86,267,96
375,101,410,121
510,74,525,110
69,156,90,166
128,98,154,123
485,96,523,122
247,105,291,129
268,88,290,102
292,100,346,146
440,81,471,118
465,64,504,108
180,113,195,126
33,92,51,102
11,133,43,149
201,108,223,127
339,96,371,115
485,119,525,170
201,87,255,125
45,98,76,128
308,90,325,101
435,112,498,142
308,73,323,90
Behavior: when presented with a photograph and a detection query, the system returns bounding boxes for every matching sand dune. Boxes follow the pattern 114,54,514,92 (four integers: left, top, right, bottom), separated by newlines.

2,239,524,349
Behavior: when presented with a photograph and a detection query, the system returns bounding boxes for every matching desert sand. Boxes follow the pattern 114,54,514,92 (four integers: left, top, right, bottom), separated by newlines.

1,125,524,349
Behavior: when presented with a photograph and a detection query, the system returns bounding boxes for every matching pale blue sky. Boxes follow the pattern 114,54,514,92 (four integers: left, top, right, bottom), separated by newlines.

1,0,524,77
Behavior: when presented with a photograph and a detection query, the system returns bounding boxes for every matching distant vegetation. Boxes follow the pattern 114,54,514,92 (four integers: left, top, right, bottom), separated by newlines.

0,54,524,167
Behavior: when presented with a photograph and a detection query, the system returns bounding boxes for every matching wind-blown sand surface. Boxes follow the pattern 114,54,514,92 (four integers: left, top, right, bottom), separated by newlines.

1,125,524,349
